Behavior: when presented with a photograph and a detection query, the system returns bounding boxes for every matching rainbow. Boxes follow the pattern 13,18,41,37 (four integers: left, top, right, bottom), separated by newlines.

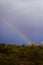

3,18,31,43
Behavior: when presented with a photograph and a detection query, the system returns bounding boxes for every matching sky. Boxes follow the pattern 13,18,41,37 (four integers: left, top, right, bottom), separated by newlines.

0,0,43,44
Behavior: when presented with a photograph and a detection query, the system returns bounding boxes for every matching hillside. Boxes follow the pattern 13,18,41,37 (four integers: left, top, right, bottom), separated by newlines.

0,43,43,65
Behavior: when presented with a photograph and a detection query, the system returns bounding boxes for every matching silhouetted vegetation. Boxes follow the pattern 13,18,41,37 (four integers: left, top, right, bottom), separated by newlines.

0,43,43,65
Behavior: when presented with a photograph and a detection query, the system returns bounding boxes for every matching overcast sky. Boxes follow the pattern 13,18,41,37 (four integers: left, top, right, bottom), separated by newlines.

0,0,43,44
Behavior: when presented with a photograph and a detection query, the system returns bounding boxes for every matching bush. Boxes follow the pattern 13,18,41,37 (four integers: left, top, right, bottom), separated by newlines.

0,43,43,65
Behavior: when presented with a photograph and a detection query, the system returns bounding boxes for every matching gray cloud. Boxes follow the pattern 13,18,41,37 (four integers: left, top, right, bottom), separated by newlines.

0,0,43,30
0,0,43,43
